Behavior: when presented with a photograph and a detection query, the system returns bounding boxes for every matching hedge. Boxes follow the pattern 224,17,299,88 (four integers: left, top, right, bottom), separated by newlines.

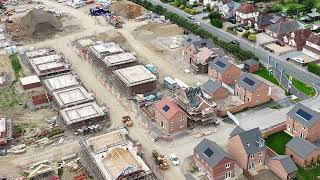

130,0,258,61
307,63,320,76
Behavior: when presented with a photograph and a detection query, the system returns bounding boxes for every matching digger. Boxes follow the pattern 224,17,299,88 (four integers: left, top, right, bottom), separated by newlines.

122,115,133,127
152,150,169,170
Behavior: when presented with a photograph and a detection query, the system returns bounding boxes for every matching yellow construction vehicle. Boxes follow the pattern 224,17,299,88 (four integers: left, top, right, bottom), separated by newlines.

152,150,169,170
122,115,133,127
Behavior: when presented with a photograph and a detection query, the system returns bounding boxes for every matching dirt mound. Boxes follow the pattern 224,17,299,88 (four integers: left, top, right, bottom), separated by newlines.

21,9,62,35
111,0,147,19
136,23,184,37
97,31,127,44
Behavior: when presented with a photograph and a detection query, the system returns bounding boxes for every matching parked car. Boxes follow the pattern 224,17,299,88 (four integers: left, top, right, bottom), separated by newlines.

292,57,305,64
276,40,285,46
34,5,44,9
235,27,243,32
57,0,66,2
169,154,180,166
231,40,240,45
188,15,195,20
194,21,200,26
227,18,236,24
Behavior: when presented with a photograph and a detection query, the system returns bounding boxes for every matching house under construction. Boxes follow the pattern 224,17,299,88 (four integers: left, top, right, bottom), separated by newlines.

80,128,154,180
174,86,216,124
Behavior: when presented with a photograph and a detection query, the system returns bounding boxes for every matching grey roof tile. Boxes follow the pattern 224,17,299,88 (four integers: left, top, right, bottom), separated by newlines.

245,59,259,66
286,137,319,159
230,126,245,137
237,127,266,155
201,79,223,96
270,155,298,174
287,103,320,129
266,20,303,35
182,34,202,47
194,139,232,167
237,73,262,92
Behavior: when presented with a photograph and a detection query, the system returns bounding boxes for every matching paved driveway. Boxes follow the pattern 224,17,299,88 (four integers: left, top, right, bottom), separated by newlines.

256,33,276,44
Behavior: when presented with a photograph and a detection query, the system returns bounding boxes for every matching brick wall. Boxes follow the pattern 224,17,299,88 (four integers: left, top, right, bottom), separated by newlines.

261,123,286,138
32,93,53,105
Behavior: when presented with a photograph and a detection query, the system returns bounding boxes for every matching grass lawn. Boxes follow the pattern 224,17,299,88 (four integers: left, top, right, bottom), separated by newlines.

265,131,293,155
253,67,280,86
297,166,320,180
284,74,317,97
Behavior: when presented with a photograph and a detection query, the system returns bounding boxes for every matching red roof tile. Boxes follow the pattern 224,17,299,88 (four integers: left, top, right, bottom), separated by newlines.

237,3,256,14
154,97,184,120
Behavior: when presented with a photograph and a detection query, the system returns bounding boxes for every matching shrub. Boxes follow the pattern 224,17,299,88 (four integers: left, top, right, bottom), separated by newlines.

9,53,22,79
209,11,221,20
242,31,250,38
179,4,185,9
173,0,181,7
307,63,320,76
248,34,256,42
210,19,223,28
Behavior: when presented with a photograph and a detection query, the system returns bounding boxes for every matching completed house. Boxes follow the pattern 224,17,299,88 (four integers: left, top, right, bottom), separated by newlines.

194,138,236,180
286,103,320,142
248,13,286,31
268,155,298,180
235,3,259,24
234,73,271,106
228,126,266,172
303,33,320,60
154,97,188,134
208,0,240,19
265,20,304,39
278,29,312,50
285,137,320,167
208,57,241,85
201,79,229,101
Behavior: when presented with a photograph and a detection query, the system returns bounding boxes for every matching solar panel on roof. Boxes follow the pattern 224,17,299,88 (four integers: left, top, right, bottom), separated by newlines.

162,105,170,112
243,77,255,86
215,60,226,68
204,148,213,157
296,109,313,121
186,38,192,43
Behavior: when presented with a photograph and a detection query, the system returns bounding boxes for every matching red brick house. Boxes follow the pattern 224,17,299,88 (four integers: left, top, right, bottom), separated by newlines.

190,47,215,73
303,33,320,60
228,126,266,172
278,29,312,50
154,97,188,134
201,79,229,101
194,138,236,180
234,73,271,106
244,59,260,73
285,137,320,167
208,57,241,85
268,155,298,180
286,103,320,142
235,3,259,24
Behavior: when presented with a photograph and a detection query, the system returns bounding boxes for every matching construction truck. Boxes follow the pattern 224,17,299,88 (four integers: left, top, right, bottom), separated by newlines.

108,15,123,28
152,150,169,170
122,115,133,127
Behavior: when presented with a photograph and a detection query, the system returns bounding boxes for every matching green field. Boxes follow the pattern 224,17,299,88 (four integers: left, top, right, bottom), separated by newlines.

265,131,293,155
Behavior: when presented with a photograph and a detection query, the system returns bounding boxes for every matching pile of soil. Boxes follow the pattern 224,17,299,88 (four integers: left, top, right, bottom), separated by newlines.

136,23,183,37
97,31,128,46
21,9,62,37
111,0,147,19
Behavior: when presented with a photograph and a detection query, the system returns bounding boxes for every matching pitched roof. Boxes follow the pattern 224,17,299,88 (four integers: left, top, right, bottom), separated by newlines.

266,20,303,35
237,3,256,14
230,126,245,137
209,56,233,74
225,1,241,11
194,139,232,167
307,33,320,45
201,79,224,96
220,0,232,5
286,137,319,159
192,39,215,50
237,73,263,92
270,155,298,174
154,97,184,120
194,47,214,63
287,103,320,129
245,59,259,66
233,127,265,155
182,34,201,47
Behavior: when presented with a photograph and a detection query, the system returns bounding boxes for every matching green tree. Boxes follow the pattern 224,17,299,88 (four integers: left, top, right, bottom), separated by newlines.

209,11,221,20
173,0,181,7
248,34,257,42
210,19,223,28
242,31,250,38
303,0,316,11
308,63,320,76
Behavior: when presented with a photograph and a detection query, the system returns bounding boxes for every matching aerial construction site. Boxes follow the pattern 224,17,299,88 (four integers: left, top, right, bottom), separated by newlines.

0,0,309,179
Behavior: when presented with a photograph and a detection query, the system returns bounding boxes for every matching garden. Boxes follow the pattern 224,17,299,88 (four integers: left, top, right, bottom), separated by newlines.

265,131,293,155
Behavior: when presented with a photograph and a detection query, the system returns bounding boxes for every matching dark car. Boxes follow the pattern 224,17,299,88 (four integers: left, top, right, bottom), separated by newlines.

276,40,285,46
227,18,236,24
231,40,240,45
235,27,243,32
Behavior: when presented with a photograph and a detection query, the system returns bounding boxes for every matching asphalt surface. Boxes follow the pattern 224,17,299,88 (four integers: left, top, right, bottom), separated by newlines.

146,0,320,92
